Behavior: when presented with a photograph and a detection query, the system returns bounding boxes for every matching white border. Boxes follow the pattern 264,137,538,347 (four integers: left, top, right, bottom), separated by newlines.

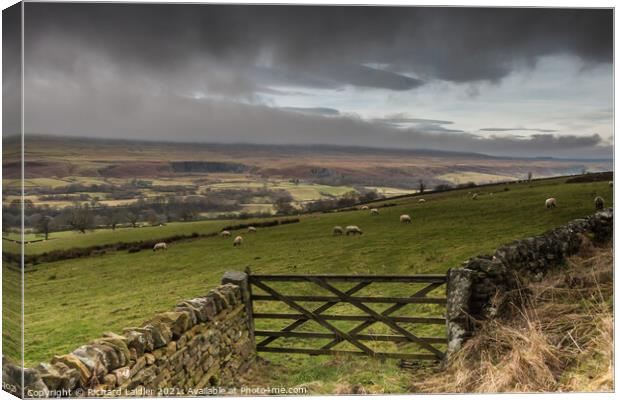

0,2,615,400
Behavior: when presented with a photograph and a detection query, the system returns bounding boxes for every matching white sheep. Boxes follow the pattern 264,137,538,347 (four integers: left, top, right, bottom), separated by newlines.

233,236,243,247
220,230,231,237
594,196,604,210
545,197,557,208
609,181,613,187
360,205,369,210
400,214,411,223
345,225,363,235
333,226,344,235
248,226,257,233
370,208,379,215
472,193,478,200
418,199,426,203
153,242,167,251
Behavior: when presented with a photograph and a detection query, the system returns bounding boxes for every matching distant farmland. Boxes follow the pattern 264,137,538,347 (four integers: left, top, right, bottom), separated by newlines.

14,176,612,392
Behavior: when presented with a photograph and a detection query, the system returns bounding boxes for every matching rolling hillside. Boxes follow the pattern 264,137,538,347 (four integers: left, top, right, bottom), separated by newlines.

10,176,613,391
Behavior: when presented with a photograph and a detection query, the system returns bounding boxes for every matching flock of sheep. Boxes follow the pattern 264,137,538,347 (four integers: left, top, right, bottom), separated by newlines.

153,180,612,251
331,202,419,237
544,180,611,210
219,226,257,247
152,225,257,250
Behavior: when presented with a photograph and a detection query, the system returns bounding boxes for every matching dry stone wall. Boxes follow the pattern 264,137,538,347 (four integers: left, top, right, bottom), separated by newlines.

445,208,613,359
3,273,255,398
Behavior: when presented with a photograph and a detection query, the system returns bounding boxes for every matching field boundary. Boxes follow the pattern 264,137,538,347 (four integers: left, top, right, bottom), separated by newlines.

249,272,448,361
350,170,613,208
4,218,299,266
2,272,257,397
444,208,613,360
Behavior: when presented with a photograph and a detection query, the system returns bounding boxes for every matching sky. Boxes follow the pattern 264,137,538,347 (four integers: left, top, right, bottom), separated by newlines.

5,4,614,158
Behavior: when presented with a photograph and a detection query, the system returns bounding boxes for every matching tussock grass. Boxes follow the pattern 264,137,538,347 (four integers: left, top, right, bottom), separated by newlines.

415,246,613,393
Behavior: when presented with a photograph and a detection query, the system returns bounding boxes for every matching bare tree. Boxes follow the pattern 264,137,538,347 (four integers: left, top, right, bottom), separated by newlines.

35,215,53,240
144,209,160,226
64,203,94,234
127,211,140,228
418,179,426,194
103,209,126,230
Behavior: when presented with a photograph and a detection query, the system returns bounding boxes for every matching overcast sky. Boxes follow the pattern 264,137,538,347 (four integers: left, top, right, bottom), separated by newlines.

9,4,614,158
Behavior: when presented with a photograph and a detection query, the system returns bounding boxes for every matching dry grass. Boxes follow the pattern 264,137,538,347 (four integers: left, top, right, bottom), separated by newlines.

414,245,613,393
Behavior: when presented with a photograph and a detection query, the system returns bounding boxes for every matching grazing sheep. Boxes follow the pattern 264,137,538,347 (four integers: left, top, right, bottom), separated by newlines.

153,242,167,251
248,226,257,233
233,236,243,247
418,199,426,203
220,230,231,237
471,193,478,200
545,198,557,209
400,214,411,223
370,208,379,215
333,226,344,235
594,196,605,210
360,205,369,210
345,225,363,235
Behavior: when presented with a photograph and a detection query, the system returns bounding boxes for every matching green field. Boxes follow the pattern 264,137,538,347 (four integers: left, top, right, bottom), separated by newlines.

15,177,613,391
18,220,238,255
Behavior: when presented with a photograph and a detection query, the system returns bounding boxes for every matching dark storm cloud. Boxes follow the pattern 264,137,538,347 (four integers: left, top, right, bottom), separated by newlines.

24,75,611,159
20,4,612,158
480,127,559,133
3,3,22,137
24,4,612,92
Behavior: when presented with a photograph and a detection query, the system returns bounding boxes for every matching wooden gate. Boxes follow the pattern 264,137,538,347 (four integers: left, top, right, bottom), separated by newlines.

248,272,447,361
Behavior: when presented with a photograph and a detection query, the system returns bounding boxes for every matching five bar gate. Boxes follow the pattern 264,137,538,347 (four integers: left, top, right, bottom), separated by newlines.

247,272,448,361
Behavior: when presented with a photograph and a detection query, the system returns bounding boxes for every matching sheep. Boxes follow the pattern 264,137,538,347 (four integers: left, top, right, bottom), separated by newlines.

471,193,478,200
360,205,369,210
333,226,344,235
220,230,231,237
400,214,411,223
233,236,243,247
594,196,605,210
345,225,363,235
545,198,557,209
153,242,167,251
370,208,379,215
609,181,613,187
248,226,257,233
418,199,426,203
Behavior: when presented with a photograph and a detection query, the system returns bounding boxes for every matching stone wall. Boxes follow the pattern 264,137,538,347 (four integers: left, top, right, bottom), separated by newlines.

445,208,613,359
3,272,255,398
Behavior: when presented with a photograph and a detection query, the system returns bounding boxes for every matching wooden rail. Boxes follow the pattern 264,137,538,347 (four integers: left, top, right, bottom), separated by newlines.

248,272,448,361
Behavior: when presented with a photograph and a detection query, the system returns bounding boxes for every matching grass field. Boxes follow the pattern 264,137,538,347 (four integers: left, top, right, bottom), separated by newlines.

437,171,518,184
18,219,243,255
14,177,613,391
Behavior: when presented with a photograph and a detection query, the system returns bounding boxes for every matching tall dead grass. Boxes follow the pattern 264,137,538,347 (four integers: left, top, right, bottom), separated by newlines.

415,245,613,393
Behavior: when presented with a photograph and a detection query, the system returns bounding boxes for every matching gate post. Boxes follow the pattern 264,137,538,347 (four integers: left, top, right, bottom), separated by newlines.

444,268,474,364
221,269,255,348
